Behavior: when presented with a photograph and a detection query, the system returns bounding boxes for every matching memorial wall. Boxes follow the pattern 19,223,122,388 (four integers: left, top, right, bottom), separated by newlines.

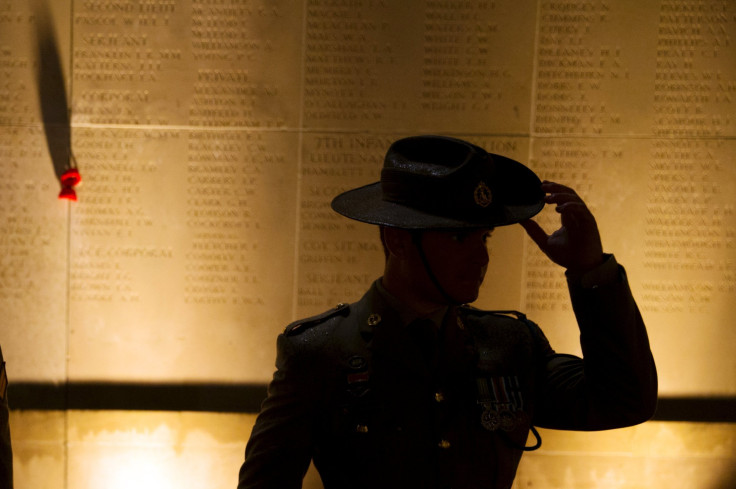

1,0,735,488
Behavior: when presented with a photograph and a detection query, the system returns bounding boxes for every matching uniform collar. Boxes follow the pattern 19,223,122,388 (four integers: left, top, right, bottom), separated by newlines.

375,277,448,330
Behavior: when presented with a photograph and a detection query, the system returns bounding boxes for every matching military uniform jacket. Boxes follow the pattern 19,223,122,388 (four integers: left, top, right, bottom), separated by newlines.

239,256,657,489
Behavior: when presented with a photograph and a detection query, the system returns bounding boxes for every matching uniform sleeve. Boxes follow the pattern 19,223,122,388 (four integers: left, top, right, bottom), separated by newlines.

532,255,658,430
238,334,323,489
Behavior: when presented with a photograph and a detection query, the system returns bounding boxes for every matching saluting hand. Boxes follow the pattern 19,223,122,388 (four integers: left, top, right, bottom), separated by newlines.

520,181,605,273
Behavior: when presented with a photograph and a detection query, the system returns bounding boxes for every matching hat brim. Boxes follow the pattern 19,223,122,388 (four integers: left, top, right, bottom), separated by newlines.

331,182,545,230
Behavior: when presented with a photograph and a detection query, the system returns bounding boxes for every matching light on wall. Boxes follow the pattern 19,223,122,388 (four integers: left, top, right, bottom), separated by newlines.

83,447,174,489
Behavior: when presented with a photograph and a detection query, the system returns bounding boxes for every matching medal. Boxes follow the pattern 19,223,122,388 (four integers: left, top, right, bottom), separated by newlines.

499,407,516,432
480,403,500,431
476,375,526,432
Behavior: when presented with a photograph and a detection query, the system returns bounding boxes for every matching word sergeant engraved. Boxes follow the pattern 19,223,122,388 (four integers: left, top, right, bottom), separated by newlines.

297,133,388,313
73,0,301,127
73,0,183,125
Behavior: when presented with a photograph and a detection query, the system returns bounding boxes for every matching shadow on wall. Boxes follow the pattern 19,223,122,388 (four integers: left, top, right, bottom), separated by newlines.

7,382,736,422
34,0,82,200
713,464,736,489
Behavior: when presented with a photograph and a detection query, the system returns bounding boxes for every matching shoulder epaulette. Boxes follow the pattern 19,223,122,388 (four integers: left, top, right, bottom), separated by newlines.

284,303,351,336
459,306,527,321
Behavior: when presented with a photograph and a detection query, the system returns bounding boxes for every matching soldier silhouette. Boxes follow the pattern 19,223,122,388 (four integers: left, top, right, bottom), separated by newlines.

238,135,657,489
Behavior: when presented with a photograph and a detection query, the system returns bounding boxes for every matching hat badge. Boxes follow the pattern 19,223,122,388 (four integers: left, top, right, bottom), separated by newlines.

474,181,493,208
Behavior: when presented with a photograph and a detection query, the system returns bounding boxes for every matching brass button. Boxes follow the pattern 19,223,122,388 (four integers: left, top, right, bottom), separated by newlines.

367,313,381,326
356,424,369,433
438,439,451,449
435,392,445,402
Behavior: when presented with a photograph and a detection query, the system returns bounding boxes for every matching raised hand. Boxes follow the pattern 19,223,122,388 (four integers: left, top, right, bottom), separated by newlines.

520,181,604,272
